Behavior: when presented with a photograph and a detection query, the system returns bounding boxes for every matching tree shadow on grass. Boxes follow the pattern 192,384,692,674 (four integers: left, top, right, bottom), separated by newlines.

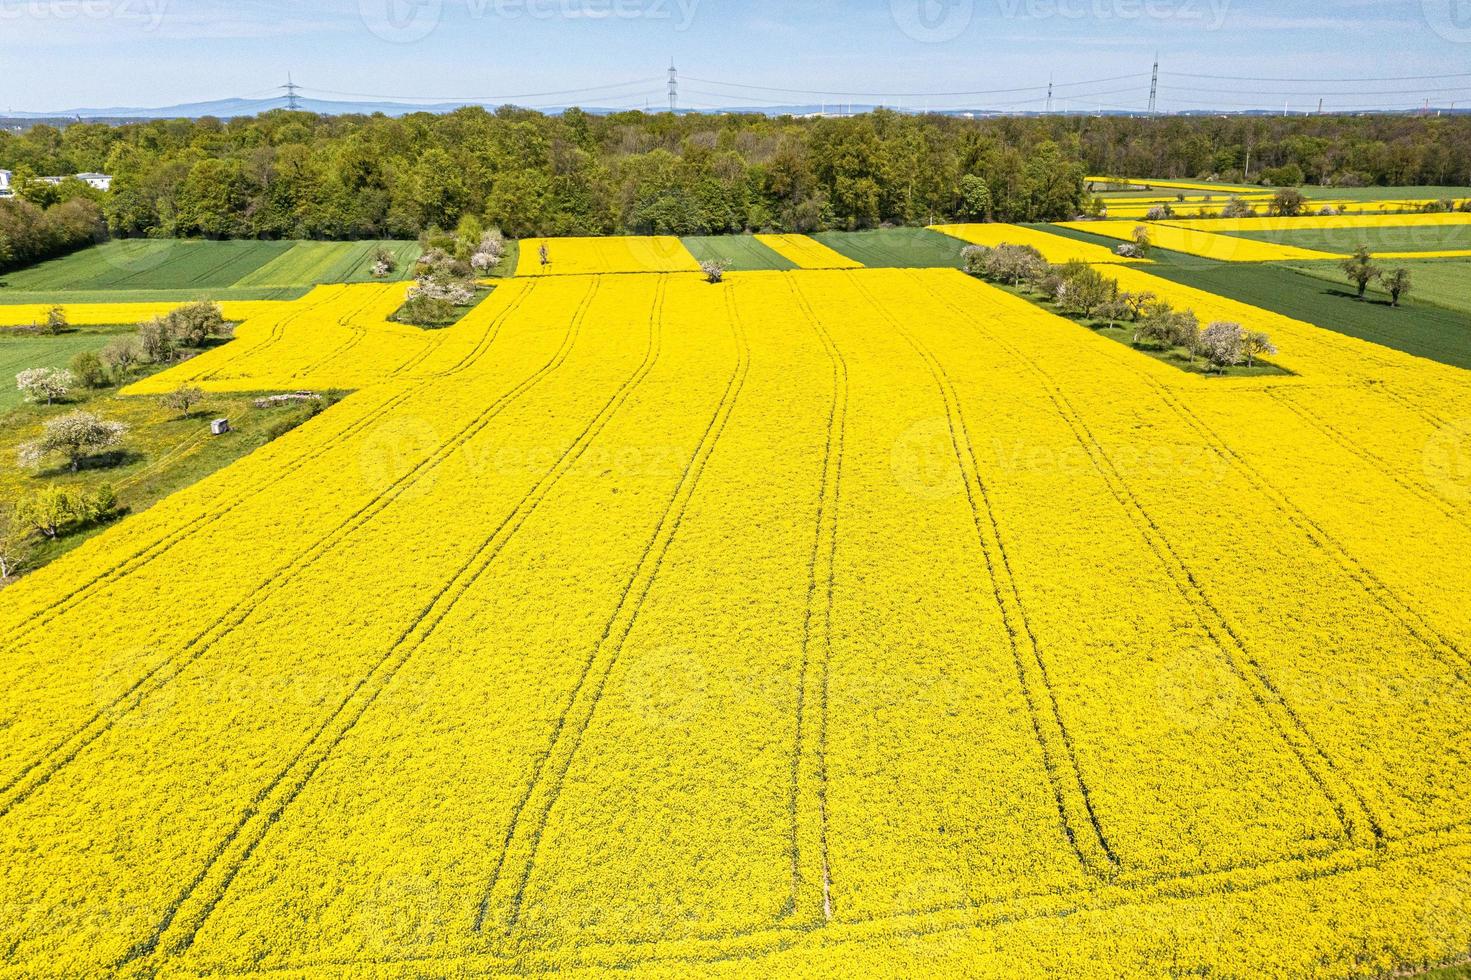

31,448,146,478
1322,286,1397,308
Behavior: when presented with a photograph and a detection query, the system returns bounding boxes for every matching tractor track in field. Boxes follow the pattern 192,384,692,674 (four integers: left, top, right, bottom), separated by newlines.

781,273,847,926
475,283,750,937
847,270,1119,879
0,281,569,818
123,276,672,969
915,272,1384,860
4,281,541,645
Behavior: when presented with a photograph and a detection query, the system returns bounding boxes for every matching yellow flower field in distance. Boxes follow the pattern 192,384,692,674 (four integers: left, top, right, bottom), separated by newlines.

1104,199,1468,219
1060,220,1343,261
1165,212,1471,233
514,235,701,276
0,298,288,327
931,223,1149,264
2,266,1471,977
753,233,865,268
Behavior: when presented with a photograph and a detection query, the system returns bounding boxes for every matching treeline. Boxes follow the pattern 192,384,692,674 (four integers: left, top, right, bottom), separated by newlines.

1,110,1466,244
0,197,106,273
0,108,1085,239
1078,114,1471,188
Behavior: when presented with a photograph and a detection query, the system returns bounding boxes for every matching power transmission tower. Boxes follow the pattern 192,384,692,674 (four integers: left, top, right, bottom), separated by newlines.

1148,55,1158,115
282,73,302,111
1046,75,1053,114
668,61,678,114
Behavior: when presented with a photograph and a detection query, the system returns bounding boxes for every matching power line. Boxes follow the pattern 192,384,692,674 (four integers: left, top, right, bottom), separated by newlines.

282,73,301,111
680,72,1149,99
1162,82,1471,97
296,79,662,104
1168,69,1471,83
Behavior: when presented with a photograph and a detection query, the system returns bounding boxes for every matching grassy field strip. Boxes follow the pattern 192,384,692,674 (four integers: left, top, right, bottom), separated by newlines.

0,287,309,305
234,241,421,287
681,235,797,271
0,334,112,409
754,234,864,269
1062,221,1342,262
94,241,292,291
1125,256,1471,369
813,229,967,269
232,242,366,287
1,240,423,297
932,224,1147,264
515,236,701,276
1283,258,1471,319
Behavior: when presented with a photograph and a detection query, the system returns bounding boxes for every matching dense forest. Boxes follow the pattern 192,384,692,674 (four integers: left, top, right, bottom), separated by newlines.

0,109,1468,248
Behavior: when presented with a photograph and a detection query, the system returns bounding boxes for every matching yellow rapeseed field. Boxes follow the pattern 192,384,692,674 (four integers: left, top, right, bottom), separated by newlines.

121,282,453,395
514,236,701,276
931,223,1149,263
0,299,287,328
2,263,1471,978
1166,212,1471,233
1061,220,1342,261
1103,199,1467,219
753,234,864,268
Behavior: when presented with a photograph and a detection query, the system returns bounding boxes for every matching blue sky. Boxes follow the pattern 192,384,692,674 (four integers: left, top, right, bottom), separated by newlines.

1,0,1468,113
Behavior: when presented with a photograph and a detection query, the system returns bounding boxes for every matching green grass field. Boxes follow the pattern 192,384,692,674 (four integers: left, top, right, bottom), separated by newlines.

1147,260,1471,370
0,360,342,576
0,287,310,305
1299,185,1471,201
1286,257,1471,317
234,241,421,287
1223,224,1471,253
486,239,520,278
681,235,795,271
814,228,966,268
0,333,123,410
0,239,421,302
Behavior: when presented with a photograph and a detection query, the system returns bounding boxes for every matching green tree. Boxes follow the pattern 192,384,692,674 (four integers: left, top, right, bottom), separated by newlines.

1382,267,1413,307
959,174,993,220
1340,246,1380,299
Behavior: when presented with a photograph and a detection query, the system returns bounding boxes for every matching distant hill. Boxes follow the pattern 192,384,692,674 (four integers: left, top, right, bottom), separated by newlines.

4,97,1469,124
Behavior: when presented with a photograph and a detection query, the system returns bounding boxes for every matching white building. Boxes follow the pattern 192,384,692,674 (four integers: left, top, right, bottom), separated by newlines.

0,169,11,198
34,172,113,192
